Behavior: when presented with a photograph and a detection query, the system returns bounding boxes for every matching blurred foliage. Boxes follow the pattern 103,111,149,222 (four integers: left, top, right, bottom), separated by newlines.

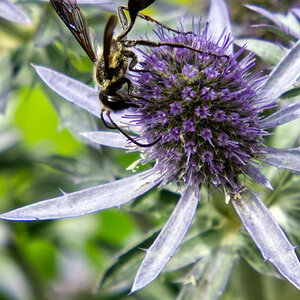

0,0,300,299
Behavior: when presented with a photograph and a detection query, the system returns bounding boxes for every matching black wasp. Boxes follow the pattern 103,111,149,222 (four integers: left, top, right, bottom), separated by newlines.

49,0,228,147
50,0,159,147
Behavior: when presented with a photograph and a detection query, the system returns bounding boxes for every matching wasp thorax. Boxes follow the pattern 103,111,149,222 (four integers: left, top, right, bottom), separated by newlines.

94,40,128,91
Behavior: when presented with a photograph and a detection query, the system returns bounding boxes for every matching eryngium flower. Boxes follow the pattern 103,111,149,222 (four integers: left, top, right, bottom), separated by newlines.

131,23,264,191
1,0,300,295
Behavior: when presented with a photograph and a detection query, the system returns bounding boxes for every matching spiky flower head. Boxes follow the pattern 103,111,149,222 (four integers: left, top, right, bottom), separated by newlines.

130,23,264,191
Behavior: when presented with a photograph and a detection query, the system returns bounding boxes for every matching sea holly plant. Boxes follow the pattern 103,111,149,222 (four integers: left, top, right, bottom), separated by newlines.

1,0,300,297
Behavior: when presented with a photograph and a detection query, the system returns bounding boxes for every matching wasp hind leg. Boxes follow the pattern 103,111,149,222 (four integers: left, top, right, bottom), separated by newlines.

105,110,161,148
100,110,115,129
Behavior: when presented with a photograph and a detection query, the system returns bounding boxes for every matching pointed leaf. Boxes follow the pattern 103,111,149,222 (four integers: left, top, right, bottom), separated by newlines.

242,164,273,190
177,247,237,300
254,39,300,108
258,147,300,172
131,185,199,293
0,0,31,24
0,168,162,221
245,5,290,33
33,64,133,125
99,229,159,293
165,230,222,272
33,64,100,117
102,255,144,294
235,39,285,65
247,5,300,39
240,235,281,278
251,24,297,42
232,189,300,290
259,102,300,129
207,0,232,54
80,131,136,149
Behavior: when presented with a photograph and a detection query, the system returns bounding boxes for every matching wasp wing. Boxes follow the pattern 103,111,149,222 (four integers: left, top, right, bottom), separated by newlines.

103,14,118,72
50,0,97,62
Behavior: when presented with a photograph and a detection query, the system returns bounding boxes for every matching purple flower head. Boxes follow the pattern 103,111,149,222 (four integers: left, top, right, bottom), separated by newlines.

134,21,263,191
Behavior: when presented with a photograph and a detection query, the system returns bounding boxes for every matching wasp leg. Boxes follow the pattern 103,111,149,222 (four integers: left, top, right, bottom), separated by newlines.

125,49,146,72
106,111,161,148
124,49,159,77
100,110,116,129
117,6,133,39
113,75,143,102
123,39,229,60
117,0,156,40
117,5,128,29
